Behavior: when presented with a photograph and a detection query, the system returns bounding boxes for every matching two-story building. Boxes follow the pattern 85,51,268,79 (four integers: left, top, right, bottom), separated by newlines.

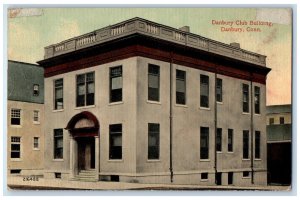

7,60,44,176
38,17,270,186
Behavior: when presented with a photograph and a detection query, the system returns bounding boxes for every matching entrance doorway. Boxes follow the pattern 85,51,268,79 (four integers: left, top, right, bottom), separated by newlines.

77,137,95,170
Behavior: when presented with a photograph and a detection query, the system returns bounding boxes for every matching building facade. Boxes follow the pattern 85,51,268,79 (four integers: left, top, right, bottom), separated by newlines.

7,60,44,176
266,105,291,185
38,18,270,186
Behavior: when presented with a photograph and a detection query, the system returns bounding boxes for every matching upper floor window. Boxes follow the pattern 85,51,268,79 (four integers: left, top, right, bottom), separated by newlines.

33,110,39,122
269,118,274,125
76,72,95,107
11,137,21,158
54,79,63,110
54,129,63,159
200,75,209,108
255,131,261,159
228,129,234,152
176,70,186,105
216,78,222,102
200,127,209,159
254,86,260,114
242,84,249,113
280,117,285,124
11,109,21,125
33,137,39,149
110,66,122,103
148,64,160,101
33,84,39,96
148,123,160,160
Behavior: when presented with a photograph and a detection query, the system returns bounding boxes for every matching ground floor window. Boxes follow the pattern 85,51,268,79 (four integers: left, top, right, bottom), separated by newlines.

148,123,160,160
109,124,122,160
54,129,63,159
11,137,21,158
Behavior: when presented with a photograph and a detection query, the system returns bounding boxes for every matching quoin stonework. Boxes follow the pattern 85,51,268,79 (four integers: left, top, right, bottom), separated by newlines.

30,17,271,186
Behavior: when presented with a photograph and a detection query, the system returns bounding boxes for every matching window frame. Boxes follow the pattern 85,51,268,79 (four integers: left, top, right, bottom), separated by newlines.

228,129,234,152
109,124,123,160
255,131,261,159
33,137,39,150
33,110,39,123
11,108,21,126
201,173,208,181
280,117,285,124
11,136,21,159
33,84,39,96
254,86,260,114
54,129,63,159
200,127,209,160
76,72,95,107
243,130,249,159
148,123,160,160
176,69,186,105
148,64,160,102
216,128,222,152
269,118,274,125
109,66,123,103
200,74,209,108
216,78,223,103
54,78,64,110
242,84,249,113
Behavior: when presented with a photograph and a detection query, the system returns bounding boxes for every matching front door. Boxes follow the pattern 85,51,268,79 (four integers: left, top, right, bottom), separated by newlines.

77,137,95,171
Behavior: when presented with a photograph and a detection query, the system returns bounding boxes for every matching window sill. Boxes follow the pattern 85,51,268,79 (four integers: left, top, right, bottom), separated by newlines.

200,179,208,182
33,122,40,125
52,109,64,113
254,113,261,116
199,107,210,111
10,125,22,128
108,102,124,106
242,112,250,115
10,158,22,162
52,159,64,162
200,159,210,162
33,148,40,151
216,101,223,105
108,159,124,162
217,151,222,154
175,104,188,108
146,100,161,105
242,159,250,161
147,159,160,163
242,176,251,179
227,151,234,154
75,105,96,110
254,158,262,161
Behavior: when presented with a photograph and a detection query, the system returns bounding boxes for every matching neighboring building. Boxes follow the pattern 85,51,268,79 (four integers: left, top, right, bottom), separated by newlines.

7,60,44,176
266,105,291,185
38,17,270,186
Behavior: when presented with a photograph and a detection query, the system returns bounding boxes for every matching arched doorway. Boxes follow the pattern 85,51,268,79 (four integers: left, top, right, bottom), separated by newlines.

66,111,100,178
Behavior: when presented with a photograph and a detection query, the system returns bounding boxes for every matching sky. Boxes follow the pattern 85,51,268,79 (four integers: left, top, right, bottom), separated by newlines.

7,7,292,106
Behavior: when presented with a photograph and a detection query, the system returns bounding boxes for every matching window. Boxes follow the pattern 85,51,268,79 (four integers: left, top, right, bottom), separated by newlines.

55,173,62,179
54,79,63,110
243,130,249,159
148,64,160,101
34,137,39,149
200,127,209,159
11,137,21,158
109,124,122,159
176,70,186,105
216,78,222,102
148,123,160,159
242,84,249,113
11,109,21,125
243,171,250,178
33,110,39,122
216,172,222,185
33,84,39,96
216,128,222,152
255,131,261,159
201,173,208,180
76,72,95,107
280,117,285,124
110,66,122,103
10,169,21,174
254,86,260,114
54,129,63,159
228,129,233,152
228,172,233,185
269,118,274,125
200,75,209,108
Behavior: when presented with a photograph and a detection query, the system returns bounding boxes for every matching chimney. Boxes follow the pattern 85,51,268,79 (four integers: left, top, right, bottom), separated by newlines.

179,26,190,33
230,42,240,48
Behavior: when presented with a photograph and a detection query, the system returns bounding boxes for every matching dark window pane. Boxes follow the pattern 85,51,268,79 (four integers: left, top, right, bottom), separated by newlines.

110,66,122,103
280,117,285,124
148,123,160,160
76,95,85,107
11,152,20,158
54,129,63,159
54,79,63,110
148,88,159,101
148,65,160,102
228,129,233,152
176,92,185,104
243,130,249,159
11,118,20,125
228,172,233,185
149,64,160,75
201,173,208,180
216,128,222,152
242,84,249,113
200,127,209,159
200,75,209,108
216,78,222,102
255,131,261,159
269,118,274,125
255,86,260,114
109,124,122,159
176,70,186,105
86,93,94,106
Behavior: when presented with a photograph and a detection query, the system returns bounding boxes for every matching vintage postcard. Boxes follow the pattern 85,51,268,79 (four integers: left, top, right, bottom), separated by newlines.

6,7,292,191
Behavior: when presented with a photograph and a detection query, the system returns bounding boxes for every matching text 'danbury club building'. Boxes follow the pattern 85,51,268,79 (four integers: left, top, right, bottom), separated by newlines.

37,17,271,186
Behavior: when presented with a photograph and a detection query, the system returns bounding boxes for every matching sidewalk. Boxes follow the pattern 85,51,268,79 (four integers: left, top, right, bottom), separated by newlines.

7,176,291,191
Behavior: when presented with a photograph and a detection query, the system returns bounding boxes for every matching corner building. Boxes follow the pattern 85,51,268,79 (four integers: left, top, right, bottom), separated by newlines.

38,18,270,186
